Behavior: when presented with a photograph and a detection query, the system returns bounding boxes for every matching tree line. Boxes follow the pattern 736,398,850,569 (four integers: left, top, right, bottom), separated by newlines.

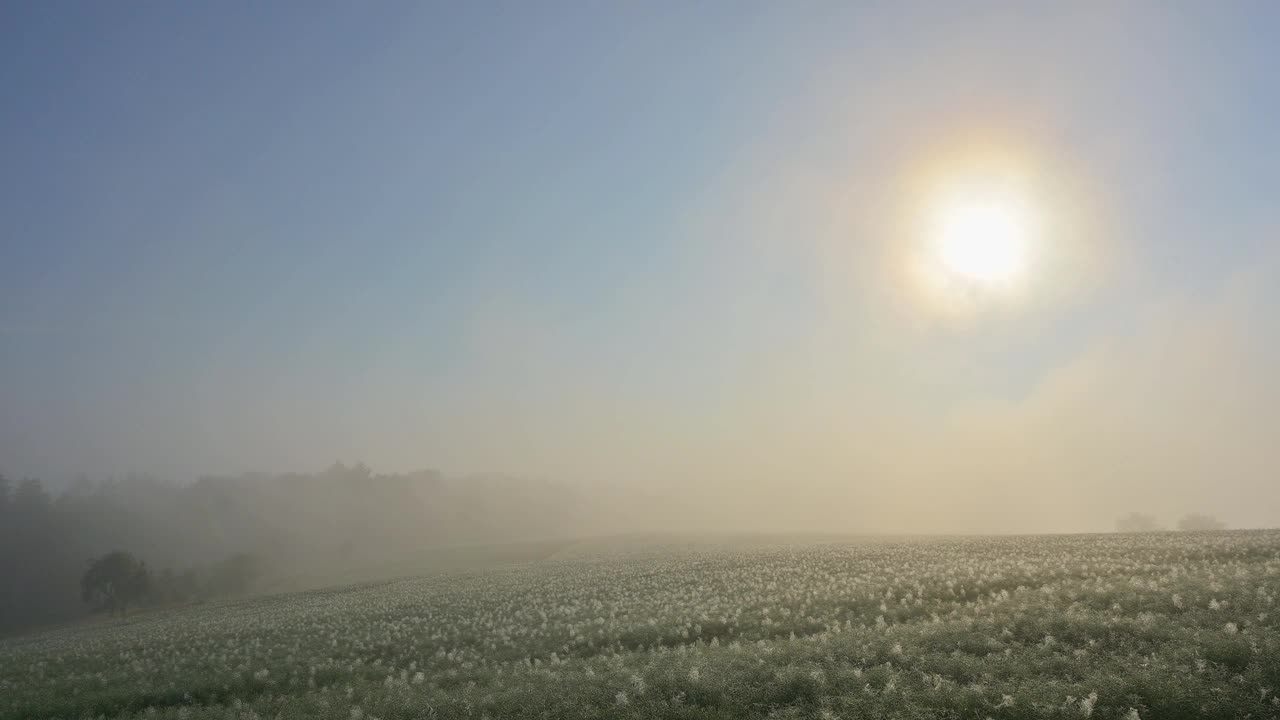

0,474,266,633
0,464,583,635
79,550,261,617
1115,511,1227,533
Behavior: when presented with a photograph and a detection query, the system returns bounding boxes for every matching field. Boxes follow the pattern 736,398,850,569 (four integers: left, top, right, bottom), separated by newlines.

3,532,1279,720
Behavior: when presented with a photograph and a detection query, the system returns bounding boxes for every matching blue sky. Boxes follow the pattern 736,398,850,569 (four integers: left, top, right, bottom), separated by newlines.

3,2,1279,530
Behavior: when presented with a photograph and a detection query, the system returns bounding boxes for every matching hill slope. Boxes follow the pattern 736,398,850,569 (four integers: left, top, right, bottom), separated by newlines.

3,531,1279,719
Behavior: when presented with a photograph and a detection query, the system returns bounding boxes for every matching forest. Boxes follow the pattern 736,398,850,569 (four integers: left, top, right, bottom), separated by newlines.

0,464,581,635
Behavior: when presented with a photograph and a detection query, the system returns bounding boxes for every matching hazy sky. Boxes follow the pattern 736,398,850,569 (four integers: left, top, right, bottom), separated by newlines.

3,3,1279,531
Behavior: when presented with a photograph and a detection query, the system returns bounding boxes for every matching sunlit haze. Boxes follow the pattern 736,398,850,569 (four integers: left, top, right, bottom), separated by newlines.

932,185,1032,288
3,3,1280,536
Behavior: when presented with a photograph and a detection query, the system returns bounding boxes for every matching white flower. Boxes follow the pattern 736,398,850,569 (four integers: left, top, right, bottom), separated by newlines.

1080,692,1098,717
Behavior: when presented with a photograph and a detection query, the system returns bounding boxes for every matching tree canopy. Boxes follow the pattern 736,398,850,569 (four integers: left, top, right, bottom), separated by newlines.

81,551,151,615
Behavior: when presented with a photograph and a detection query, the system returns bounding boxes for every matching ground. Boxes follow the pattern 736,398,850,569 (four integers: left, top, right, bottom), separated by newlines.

3,531,1279,719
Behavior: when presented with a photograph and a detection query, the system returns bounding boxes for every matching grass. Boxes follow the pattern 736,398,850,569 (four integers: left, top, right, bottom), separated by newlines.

2,530,1278,719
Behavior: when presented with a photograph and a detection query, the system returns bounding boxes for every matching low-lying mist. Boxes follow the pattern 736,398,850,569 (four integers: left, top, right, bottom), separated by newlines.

0,454,1262,636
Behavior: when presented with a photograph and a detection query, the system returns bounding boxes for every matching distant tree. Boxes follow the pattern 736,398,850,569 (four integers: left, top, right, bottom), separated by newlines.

1177,513,1226,531
81,551,151,616
215,553,260,596
0,472,10,513
13,477,50,514
153,568,179,604
1115,512,1161,533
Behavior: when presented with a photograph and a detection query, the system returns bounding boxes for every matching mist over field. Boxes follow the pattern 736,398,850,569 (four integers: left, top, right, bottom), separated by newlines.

4,3,1280,544
4,2,1280,718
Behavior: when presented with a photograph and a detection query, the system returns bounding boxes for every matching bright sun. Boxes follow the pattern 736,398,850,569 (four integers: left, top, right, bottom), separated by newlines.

894,140,1063,316
931,190,1032,288
895,139,1091,318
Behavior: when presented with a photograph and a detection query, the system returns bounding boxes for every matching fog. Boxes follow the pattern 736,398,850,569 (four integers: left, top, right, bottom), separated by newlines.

4,3,1280,635
9,258,1278,632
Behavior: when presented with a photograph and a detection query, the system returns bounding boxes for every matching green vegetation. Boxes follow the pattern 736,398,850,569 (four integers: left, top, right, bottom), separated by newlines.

3,531,1279,719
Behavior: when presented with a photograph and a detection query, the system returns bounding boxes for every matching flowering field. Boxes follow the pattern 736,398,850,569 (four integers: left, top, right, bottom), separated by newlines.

3,531,1279,720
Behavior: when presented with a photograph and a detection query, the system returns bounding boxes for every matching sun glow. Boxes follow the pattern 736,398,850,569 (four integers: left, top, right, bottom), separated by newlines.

931,188,1034,289
898,146,1050,316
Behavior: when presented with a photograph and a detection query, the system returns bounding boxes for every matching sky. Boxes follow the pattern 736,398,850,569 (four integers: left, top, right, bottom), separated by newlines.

3,2,1279,532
